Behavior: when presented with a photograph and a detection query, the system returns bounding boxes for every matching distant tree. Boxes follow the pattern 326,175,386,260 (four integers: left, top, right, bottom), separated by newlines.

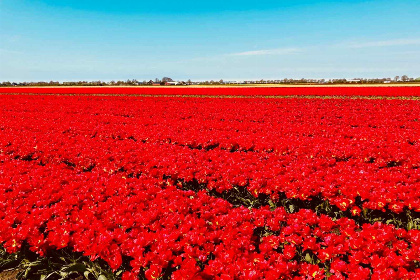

162,77,173,82
401,75,409,82
1,81,12,86
394,76,400,82
187,79,192,85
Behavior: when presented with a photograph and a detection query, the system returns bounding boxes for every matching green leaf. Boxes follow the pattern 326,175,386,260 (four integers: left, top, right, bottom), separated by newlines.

407,221,413,230
386,219,393,225
362,207,368,217
43,272,60,280
305,253,312,263
268,199,276,210
62,262,87,273
84,270,92,279
288,204,295,213
27,260,43,267
98,275,108,280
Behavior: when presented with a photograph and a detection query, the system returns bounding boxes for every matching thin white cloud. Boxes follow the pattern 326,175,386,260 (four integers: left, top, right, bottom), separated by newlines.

344,38,420,48
0,48,22,55
280,67,413,73
230,47,302,56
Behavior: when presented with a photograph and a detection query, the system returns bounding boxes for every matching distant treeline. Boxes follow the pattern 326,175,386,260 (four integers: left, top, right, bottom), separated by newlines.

1,76,420,87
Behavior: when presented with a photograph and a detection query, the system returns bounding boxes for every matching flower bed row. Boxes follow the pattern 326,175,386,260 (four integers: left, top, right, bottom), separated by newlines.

1,86,420,97
1,93,420,279
1,97,420,216
1,160,420,279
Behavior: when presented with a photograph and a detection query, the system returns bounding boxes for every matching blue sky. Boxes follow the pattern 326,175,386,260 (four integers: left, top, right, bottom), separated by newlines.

1,0,419,81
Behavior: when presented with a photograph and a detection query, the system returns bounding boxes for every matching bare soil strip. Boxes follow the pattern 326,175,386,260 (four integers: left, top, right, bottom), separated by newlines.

2,83,420,88
0,269,22,280
1,92,420,100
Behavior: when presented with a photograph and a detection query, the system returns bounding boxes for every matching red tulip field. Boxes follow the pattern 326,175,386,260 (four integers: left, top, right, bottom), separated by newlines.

0,87,420,280
1,85,420,97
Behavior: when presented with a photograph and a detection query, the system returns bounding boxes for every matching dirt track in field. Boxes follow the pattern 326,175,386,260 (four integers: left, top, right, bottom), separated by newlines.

1,83,420,88
1,92,420,100
0,269,21,280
